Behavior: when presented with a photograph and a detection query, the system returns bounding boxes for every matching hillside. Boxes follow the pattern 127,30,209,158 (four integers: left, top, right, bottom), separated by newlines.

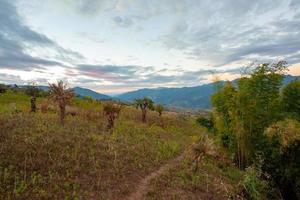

118,75,300,109
0,90,243,199
118,84,214,109
73,87,111,100
35,85,111,100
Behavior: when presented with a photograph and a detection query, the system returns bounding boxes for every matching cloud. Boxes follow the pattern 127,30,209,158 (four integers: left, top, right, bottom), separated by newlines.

0,73,24,85
76,64,154,82
158,0,300,66
1,0,300,93
74,64,234,89
113,16,133,28
0,0,83,71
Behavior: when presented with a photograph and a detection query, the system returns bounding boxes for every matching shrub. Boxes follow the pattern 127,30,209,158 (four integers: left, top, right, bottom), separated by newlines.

155,104,164,117
282,80,300,120
49,81,74,124
263,119,300,199
40,101,49,113
66,106,79,116
103,102,122,130
24,85,40,97
243,165,268,200
134,97,154,123
0,84,7,94
191,135,215,171
30,96,37,112
196,116,213,130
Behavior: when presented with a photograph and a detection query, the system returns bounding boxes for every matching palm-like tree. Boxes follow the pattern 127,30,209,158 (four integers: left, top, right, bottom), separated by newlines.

134,97,154,123
49,81,74,124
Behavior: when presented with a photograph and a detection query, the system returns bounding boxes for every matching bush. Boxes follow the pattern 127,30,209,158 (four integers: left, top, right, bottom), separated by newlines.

196,116,213,130
282,80,300,120
0,84,7,94
103,102,122,130
243,165,268,200
191,135,216,171
24,86,39,97
263,119,300,199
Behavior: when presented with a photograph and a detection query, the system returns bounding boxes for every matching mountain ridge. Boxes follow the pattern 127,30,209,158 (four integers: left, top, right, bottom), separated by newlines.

117,75,300,109
34,85,112,100
6,75,299,109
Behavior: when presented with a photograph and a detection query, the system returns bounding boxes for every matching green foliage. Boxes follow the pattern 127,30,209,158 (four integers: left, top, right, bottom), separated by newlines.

211,61,287,168
243,165,268,200
134,97,154,110
211,81,240,162
24,85,39,97
155,104,164,117
134,97,154,122
196,116,213,130
82,96,93,102
211,61,300,198
0,84,8,93
263,119,300,199
282,80,300,120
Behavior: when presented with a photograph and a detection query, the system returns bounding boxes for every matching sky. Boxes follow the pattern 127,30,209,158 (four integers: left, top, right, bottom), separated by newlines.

0,0,300,95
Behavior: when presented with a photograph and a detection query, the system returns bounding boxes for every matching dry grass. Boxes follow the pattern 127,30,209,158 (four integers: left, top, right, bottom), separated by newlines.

0,92,207,199
145,152,244,200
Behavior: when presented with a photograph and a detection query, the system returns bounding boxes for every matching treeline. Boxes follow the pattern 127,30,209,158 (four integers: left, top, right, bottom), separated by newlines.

0,84,49,97
0,82,164,129
211,61,300,199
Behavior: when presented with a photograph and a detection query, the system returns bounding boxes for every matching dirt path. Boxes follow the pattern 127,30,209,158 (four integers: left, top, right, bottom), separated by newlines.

127,152,186,200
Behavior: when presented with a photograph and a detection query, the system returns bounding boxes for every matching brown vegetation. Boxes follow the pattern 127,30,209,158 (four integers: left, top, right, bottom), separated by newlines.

49,81,74,124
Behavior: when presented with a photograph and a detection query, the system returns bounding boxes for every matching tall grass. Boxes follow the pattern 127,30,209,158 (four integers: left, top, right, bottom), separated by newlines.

0,92,204,199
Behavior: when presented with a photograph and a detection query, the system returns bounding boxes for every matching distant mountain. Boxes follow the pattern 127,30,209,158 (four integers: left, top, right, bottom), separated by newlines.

73,87,111,100
118,75,300,109
36,86,111,100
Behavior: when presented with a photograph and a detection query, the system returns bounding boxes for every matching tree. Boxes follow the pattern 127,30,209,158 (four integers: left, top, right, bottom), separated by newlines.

30,96,37,112
155,104,164,117
0,84,7,93
49,81,74,124
264,119,300,199
235,62,287,163
25,83,39,113
282,80,300,120
211,61,288,168
211,81,237,148
134,97,154,123
103,102,122,130
24,85,39,97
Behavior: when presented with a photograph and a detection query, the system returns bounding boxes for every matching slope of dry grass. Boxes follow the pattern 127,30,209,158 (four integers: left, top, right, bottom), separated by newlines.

0,92,211,199
145,155,244,200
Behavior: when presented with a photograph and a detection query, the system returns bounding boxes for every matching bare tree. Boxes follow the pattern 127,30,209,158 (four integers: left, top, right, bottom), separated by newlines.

49,81,74,124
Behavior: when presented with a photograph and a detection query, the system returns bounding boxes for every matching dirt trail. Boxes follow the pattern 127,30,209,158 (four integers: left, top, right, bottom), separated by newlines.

127,152,186,200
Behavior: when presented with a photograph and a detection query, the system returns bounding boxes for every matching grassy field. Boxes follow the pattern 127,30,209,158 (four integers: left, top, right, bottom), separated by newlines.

0,91,243,199
146,155,244,200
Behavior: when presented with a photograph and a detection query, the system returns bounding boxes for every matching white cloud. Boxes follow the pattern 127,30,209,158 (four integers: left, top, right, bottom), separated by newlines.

0,0,299,93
